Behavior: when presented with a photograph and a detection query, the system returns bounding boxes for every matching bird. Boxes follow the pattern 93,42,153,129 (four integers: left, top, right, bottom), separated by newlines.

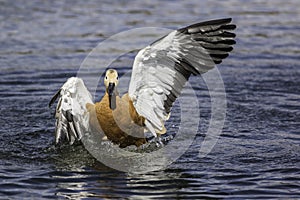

49,18,236,148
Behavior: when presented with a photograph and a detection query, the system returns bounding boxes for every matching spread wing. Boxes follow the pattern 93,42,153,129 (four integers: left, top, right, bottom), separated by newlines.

49,77,93,144
128,18,236,136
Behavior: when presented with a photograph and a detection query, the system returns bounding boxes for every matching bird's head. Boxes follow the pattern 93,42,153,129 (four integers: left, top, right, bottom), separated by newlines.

104,69,119,110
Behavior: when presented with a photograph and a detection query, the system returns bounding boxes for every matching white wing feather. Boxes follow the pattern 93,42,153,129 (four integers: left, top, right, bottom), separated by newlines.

52,77,93,144
128,18,236,135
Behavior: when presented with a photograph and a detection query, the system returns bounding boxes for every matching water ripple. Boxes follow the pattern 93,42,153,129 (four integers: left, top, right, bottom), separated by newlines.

0,0,300,199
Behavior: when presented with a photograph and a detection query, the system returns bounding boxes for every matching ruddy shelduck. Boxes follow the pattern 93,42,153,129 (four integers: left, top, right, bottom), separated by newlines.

50,18,236,148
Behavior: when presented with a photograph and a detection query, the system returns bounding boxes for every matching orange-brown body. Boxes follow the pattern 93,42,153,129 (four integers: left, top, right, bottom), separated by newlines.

94,93,146,148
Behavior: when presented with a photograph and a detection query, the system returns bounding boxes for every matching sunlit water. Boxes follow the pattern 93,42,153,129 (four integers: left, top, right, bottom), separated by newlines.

0,0,299,199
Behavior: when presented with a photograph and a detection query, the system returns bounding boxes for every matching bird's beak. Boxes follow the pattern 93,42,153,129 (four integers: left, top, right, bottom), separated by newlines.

108,82,115,96
108,83,116,110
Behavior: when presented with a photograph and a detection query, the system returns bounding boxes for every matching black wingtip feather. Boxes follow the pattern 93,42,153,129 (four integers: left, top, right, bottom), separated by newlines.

210,53,229,60
49,89,61,107
220,24,236,31
201,39,236,45
185,18,232,29
222,31,236,38
179,18,236,36
178,18,236,71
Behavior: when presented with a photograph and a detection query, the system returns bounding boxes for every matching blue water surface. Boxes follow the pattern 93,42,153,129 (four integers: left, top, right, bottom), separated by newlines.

0,0,299,199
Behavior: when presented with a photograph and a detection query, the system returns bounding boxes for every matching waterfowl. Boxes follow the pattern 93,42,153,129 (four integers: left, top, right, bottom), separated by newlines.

49,18,236,148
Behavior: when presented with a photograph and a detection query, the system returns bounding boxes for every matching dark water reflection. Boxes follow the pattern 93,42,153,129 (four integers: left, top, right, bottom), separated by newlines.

0,0,299,199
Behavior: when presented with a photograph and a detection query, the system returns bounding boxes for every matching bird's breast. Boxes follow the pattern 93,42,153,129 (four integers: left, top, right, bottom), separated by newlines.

94,94,146,147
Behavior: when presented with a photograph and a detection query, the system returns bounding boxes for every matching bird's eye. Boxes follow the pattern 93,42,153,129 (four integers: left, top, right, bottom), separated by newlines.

105,76,108,80
116,76,119,80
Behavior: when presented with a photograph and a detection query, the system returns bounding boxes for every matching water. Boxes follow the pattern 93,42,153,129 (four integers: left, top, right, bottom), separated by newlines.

1,0,300,199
